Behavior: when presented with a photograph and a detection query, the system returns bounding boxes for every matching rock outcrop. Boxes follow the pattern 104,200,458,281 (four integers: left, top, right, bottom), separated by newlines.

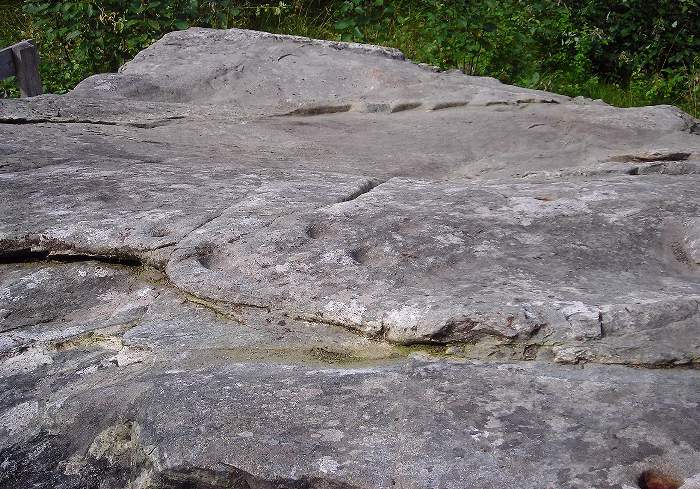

1,28,699,488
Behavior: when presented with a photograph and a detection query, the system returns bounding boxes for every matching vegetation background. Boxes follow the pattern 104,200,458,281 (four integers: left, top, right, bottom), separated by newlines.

1,0,698,117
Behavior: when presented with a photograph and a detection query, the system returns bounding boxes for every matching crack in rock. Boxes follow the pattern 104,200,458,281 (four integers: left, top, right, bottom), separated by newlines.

0,247,144,267
336,178,387,203
0,115,185,128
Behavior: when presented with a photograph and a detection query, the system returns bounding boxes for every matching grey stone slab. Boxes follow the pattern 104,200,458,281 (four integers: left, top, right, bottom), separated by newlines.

0,28,699,488
1,262,699,489
167,176,700,360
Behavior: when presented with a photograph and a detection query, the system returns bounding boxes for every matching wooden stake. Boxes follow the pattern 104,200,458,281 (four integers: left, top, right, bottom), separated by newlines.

11,40,42,97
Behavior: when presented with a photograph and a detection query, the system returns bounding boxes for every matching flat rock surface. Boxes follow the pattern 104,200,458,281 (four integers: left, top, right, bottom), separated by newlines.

1,28,699,488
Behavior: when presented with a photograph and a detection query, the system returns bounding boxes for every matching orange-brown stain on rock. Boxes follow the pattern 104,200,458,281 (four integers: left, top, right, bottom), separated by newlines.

638,470,682,489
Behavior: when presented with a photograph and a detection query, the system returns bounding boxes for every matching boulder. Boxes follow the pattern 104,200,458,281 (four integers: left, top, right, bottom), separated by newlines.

1,28,699,488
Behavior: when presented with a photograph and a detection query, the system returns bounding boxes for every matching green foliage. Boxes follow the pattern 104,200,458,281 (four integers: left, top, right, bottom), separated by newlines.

334,0,395,42
0,0,29,97
333,0,700,115
2,0,698,116
21,0,294,93
335,0,508,75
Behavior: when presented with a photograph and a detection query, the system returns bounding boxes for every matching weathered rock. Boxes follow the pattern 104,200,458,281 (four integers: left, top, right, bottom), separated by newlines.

2,262,700,489
167,175,700,359
1,28,699,488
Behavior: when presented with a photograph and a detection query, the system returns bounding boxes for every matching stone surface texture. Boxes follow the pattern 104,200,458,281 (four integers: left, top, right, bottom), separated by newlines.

0,28,699,489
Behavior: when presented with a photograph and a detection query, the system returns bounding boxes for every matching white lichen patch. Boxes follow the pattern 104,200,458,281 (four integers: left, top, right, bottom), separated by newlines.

504,196,591,222
318,456,340,474
320,249,357,266
433,233,465,246
94,266,112,278
0,400,39,437
318,429,344,442
0,347,53,376
323,300,366,326
557,302,602,340
383,305,425,331
104,346,148,367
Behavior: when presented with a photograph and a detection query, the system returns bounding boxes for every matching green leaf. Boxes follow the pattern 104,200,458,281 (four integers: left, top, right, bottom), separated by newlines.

334,19,355,30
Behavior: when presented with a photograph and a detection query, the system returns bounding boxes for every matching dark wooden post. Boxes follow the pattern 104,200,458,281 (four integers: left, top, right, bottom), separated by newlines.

12,40,42,97
0,39,43,97
0,46,15,80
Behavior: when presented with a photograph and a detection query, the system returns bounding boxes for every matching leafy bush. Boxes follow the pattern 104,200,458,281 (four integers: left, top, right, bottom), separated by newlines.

21,1,301,94
334,0,700,115
0,0,30,97
2,0,698,116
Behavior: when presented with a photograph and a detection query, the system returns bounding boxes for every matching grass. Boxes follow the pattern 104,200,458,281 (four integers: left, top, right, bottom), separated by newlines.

545,77,700,117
